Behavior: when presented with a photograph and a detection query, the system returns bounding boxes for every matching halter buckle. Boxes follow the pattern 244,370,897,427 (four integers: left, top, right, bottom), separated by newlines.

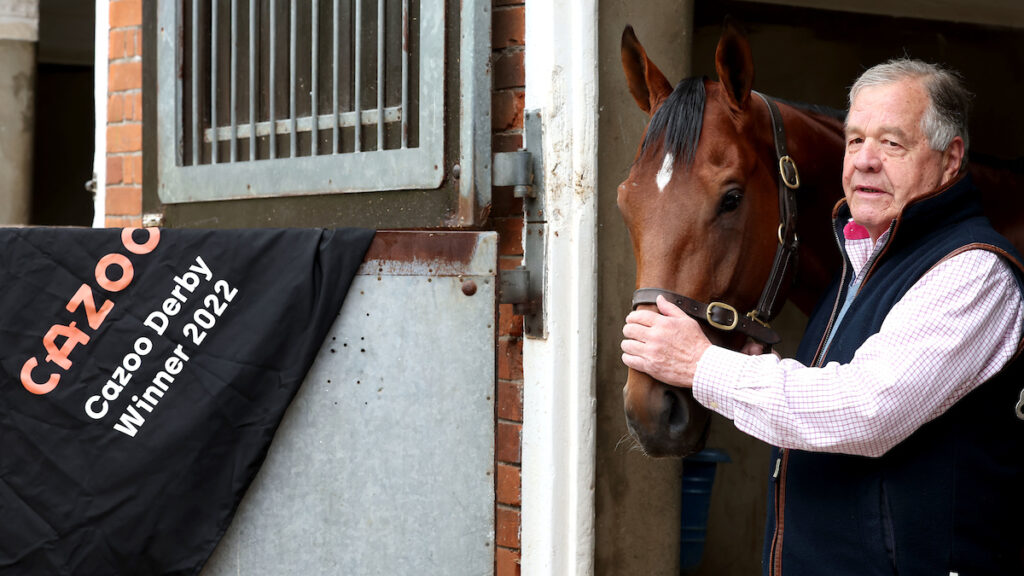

777,223,800,248
706,302,739,331
779,155,800,189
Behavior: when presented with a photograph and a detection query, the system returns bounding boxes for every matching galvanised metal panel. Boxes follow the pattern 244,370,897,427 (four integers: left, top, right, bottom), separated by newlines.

202,231,496,575
156,0,446,202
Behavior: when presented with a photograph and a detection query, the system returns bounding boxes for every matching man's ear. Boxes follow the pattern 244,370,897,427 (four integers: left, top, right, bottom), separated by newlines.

942,136,966,184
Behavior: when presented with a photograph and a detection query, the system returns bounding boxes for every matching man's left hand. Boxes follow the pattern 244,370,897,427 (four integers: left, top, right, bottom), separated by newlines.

620,295,712,388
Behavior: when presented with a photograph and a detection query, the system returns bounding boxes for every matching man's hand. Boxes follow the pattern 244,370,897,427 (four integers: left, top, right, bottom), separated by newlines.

620,295,712,388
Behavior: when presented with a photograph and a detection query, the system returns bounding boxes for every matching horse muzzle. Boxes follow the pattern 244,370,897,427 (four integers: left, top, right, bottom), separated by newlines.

623,368,711,458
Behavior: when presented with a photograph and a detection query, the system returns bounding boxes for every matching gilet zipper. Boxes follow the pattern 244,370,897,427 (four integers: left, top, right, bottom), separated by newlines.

768,448,789,575
770,217,897,574
811,218,895,366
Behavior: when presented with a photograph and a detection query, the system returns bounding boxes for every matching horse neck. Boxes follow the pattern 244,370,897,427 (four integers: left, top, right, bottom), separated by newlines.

776,105,846,315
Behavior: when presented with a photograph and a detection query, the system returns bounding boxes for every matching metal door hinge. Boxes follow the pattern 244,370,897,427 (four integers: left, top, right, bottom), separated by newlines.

493,149,534,198
497,261,543,337
142,213,165,228
493,110,545,338
499,267,532,312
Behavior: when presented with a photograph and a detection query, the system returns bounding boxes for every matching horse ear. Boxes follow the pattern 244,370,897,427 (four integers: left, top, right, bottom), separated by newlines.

621,25,673,115
714,18,754,111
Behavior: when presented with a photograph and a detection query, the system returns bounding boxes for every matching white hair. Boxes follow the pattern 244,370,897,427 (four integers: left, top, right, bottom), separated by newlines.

849,58,972,154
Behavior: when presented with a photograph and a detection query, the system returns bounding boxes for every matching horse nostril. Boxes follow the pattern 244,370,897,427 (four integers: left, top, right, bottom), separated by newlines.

664,388,690,437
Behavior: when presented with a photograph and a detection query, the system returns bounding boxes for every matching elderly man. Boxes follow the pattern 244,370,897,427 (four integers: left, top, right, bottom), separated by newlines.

622,60,1024,575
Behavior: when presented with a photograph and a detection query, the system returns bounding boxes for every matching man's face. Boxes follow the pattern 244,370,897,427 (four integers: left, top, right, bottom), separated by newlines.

842,79,962,241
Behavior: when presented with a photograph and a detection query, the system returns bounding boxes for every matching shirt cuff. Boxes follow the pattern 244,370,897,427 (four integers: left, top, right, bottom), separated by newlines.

693,345,753,420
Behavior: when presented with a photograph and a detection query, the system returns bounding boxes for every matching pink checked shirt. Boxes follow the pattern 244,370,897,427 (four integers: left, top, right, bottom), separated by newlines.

693,220,1024,458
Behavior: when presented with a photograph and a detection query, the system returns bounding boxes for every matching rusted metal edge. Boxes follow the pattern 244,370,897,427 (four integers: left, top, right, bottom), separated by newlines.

359,231,497,277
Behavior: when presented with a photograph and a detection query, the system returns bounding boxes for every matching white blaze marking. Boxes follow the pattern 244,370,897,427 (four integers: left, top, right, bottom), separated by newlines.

656,153,674,192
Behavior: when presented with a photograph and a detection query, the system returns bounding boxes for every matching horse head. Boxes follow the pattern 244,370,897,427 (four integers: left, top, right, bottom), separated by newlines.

617,22,842,457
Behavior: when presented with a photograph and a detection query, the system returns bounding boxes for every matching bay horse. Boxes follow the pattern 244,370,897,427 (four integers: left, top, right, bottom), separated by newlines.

618,22,1024,457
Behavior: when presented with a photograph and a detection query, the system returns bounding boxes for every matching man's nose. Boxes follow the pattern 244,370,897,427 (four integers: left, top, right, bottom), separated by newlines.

852,140,882,172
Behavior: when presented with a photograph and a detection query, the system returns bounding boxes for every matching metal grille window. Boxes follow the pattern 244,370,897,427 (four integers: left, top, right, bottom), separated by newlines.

156,0,444,203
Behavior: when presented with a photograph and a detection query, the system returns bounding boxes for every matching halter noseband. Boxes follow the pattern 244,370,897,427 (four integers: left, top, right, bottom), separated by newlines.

632,92,800,348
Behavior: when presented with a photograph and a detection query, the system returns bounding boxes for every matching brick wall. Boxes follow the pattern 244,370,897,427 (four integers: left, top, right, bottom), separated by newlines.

492,1,525,575
105,0,143,228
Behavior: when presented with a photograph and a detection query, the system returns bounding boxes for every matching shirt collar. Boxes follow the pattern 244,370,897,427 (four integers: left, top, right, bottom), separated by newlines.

843,219,892,279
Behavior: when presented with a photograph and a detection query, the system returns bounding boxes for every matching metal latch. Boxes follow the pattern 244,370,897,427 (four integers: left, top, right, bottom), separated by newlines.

494,110,545,338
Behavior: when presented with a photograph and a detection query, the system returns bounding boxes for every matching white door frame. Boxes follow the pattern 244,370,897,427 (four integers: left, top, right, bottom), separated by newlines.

92,0,109,228
521,0,599,574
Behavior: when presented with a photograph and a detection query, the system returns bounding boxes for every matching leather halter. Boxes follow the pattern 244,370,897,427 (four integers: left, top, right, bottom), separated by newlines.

631,92,800,348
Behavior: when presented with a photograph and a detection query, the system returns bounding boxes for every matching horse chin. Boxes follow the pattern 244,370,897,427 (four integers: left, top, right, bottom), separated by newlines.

622,369,712,458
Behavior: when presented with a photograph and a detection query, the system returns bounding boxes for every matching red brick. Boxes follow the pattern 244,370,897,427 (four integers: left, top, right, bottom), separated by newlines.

493,50,525,90
496,507,521,548
495,217,523,256
493,6,525,49
109,0,142,29
127,92,143,121
499,255,523,271
496,421,522,464
108,94,124,123
496,463,521,506
491,186,524,219
104,215,143,229
109,28,138,60
109,60,142,92
498,303,524,339
106,156,123,185
496,546,521,576
493,0,525,564
492,89,525,132
124,155,143,185
492,132,524,153
497,378,523,421
108,29,126,60
107,124,142,153
497,337,523,381
106,185,143,216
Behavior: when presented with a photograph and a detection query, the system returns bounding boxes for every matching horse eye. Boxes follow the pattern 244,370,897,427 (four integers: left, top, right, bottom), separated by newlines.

719,190,743,214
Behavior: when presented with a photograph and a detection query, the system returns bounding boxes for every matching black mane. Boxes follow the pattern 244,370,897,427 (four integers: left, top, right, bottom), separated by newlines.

640,77,846,167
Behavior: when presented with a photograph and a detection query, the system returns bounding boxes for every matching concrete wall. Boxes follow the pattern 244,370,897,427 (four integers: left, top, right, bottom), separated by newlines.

595,2,693,575
0,38,34,224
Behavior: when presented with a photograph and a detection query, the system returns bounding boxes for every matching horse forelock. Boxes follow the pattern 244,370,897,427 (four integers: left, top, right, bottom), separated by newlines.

638,77,845,171
640,76,706,168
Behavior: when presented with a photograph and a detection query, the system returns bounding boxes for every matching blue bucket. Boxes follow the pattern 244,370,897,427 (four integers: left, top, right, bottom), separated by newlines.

680,448,731,573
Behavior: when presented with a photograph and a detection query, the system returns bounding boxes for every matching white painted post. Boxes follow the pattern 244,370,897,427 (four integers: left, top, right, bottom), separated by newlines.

92,0,109,228
521,0,599,574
